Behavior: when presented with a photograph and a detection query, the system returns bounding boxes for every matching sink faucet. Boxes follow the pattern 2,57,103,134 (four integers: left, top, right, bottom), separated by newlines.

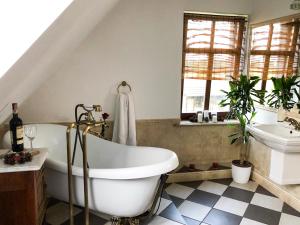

284,117,300,131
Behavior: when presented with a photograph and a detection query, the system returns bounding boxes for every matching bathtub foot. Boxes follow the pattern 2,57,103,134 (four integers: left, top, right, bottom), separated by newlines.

111,217,122,225
128,218,139,225
110,217,139,225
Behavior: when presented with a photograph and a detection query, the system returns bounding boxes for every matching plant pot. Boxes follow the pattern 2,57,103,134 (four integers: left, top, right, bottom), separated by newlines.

231,160,252,184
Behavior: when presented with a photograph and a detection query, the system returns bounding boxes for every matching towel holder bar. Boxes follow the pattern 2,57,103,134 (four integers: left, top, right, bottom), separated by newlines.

117,81,132,93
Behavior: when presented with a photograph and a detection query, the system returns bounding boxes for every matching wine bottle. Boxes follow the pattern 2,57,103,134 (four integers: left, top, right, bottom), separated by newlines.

10,103,24,152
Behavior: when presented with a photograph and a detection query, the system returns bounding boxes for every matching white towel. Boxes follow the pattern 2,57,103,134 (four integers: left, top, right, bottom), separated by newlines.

112,92,136,146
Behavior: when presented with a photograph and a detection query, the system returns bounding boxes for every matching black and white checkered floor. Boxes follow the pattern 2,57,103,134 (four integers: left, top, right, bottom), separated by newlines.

46,179,300,225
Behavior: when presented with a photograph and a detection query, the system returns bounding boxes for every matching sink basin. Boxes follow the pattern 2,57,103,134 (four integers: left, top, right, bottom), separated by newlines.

247,122,300,185
247,123,300,153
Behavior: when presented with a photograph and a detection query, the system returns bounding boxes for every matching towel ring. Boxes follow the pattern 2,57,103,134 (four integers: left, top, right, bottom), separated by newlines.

117,81,132,93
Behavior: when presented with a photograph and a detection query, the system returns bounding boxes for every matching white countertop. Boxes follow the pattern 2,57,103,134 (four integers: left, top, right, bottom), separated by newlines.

0,148,48,173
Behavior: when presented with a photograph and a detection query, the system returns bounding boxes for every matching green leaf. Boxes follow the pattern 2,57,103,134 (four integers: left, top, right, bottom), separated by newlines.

230,137,240,145
228,132,240,138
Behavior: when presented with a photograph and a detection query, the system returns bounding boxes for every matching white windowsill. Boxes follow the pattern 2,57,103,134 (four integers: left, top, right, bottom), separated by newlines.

179,120,239,126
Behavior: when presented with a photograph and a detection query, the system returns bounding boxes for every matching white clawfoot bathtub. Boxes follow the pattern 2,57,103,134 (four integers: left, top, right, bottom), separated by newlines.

2,124,179,217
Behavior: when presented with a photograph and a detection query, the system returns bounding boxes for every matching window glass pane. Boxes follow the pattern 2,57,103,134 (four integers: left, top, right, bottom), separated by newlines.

254,80,262,92
209,80,230,112
265,80,274,96
212,54,235,79
251,25,270,50
182,79,206,113
249,55,265,78
271,23,293,51
186,20,212,49
268,55,288,78
184,53,209,79
214,21,238,49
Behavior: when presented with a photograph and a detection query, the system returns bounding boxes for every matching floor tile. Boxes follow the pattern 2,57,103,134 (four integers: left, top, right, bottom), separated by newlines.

213,196,248,216
239,218,267,225
159,203,186,224
230,181,258,192
251,193,283,212
148,216,184,225
178,181,203,189
187,189,220,207
203,208,242,225
61,211,108,225
90,211,110,221
162,191,171,200
282,203,300,217
178,200,211,222
155,198,172,214
169,195,184,207
166,183,195,199
255,185,275,197
244,204,281,225
183,216,200,225
279,213,300,225
46,202,81,225
47,197,61,208
197,181,228,195
222,186,254,203
210,178,233,186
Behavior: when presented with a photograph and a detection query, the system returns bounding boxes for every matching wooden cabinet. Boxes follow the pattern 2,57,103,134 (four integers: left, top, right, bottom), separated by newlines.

0,166,47,225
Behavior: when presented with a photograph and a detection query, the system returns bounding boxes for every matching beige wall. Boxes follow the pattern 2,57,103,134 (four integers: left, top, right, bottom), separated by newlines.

20,0,252,122
83,119,241,168
136,120,240,167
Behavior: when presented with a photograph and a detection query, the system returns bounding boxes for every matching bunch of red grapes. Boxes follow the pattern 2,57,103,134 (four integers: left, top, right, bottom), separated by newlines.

4,152,33,165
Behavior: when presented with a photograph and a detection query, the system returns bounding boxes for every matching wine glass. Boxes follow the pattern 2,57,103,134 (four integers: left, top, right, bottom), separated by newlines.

25,125,37,151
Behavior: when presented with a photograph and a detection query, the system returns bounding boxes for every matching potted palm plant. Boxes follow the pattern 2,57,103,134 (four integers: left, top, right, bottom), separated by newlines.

220,75,265,184
267,75,300,120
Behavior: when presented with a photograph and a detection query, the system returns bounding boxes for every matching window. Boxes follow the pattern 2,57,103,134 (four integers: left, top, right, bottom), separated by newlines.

249,20,300,94
181,13,247,119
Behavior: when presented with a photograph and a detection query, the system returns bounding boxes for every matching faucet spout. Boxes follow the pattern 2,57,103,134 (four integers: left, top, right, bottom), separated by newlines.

284,117,300,131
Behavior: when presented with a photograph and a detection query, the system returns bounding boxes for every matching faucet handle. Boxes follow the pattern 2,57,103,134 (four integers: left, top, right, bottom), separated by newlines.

93,105,102,112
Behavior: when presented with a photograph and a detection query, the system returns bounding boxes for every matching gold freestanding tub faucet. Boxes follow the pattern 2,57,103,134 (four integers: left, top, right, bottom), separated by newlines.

66,104,106,225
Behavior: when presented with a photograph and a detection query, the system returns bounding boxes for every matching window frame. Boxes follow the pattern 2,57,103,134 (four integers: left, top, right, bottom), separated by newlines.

180,13,248,120
249,19,300,92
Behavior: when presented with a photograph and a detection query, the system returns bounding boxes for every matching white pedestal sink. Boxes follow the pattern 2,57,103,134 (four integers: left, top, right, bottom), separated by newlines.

247,123,300,185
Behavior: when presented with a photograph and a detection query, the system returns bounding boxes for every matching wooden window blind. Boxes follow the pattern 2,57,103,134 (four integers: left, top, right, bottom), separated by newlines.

181,13,247,118
250,21,300,82
183,14,247,81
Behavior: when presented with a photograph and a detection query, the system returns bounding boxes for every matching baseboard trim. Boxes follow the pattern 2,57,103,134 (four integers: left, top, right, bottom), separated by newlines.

167,169,232,183
252,171,300,212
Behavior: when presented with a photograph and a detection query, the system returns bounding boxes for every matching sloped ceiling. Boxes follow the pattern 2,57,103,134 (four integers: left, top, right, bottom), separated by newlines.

251,0,296,24
0,0,120,123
